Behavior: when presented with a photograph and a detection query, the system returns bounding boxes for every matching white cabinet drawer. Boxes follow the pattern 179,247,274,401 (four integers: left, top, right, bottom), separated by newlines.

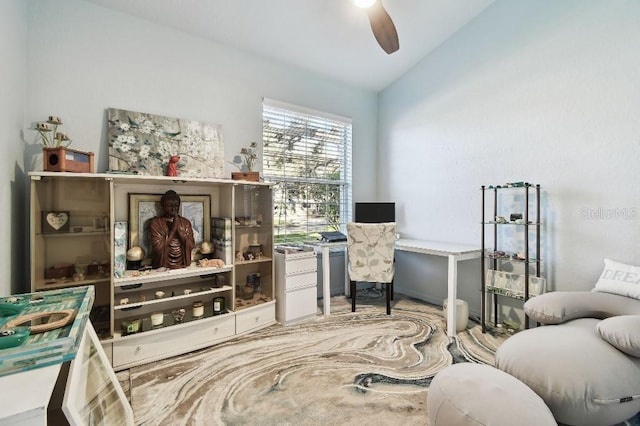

236,302,276,334
285,271,316,291
112,314,235,369
283,287,317,324
285,256,317,275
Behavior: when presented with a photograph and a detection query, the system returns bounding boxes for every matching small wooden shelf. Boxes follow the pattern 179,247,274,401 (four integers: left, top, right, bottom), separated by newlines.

37,231,109,238
234,257,273,266
35,276,110,291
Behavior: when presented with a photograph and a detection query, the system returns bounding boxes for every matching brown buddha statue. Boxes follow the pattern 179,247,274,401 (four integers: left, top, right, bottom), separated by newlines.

149,190,195,269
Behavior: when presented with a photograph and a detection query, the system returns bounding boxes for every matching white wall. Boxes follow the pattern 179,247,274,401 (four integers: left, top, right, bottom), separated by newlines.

25,0,377,179
0,1,28,295
378,1,640,320
14,0,378,295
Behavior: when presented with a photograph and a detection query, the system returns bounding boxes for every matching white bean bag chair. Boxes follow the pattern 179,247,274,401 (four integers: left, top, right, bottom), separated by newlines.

428,363,556,426
496,290,640,426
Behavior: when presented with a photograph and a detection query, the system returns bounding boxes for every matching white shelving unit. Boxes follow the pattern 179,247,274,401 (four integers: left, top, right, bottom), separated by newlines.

29,172,276,370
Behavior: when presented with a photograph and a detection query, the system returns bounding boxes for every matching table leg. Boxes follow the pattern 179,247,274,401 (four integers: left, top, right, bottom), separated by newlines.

344,249,349,297
322,245,331,316
447,254,458,338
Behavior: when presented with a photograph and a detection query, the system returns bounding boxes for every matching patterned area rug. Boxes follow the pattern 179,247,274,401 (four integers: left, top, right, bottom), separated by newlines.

126,291,503,425
123,290,640,425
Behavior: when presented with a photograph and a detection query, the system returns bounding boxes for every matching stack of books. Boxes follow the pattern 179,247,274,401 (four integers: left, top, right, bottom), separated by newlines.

211,217,233,264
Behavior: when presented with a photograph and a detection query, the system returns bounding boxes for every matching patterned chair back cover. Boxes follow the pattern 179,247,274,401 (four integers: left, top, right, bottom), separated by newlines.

347,222,396,283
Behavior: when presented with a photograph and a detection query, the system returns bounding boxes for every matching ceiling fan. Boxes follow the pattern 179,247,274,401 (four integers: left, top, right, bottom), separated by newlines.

355,0,399,54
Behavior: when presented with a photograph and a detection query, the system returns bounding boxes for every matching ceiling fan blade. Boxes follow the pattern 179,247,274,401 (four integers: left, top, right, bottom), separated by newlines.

367,1,399,54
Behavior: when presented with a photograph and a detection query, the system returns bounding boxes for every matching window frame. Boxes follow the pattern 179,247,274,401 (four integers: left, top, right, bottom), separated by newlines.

262,98,352,244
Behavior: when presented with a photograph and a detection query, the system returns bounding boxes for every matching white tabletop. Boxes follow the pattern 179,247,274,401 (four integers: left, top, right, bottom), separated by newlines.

306,240,347,248
395,239,481,257
0,364,60,421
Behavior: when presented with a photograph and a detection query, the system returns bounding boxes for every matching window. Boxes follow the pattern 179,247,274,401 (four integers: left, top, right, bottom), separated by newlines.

262,98,352,244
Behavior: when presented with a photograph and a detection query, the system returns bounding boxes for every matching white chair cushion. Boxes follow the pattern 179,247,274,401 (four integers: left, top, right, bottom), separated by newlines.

597,315,640,358
347,222,396,283
593,258,640,300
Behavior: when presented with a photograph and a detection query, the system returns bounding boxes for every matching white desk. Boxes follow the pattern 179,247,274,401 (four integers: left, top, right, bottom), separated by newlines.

308,238,481,333
395,239,482,337
308,241,348,316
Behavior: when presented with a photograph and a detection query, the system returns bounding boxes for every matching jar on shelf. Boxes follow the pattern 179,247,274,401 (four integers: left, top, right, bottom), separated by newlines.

192,301,204,318
213,297,225,315
121,318,141,336
151,312,164,327
214,275,225,288
242,284,255,300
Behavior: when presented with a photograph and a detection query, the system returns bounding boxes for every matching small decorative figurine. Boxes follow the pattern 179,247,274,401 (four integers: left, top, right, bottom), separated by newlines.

197,258,225,268
166,155,180,177
172,308,186,323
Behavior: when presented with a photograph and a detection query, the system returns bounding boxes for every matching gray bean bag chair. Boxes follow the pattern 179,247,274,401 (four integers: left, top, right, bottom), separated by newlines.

495,290,640,426
428,363,556,426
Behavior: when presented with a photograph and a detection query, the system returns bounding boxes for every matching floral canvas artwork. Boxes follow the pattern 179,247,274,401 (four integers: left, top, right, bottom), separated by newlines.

107,108,224,178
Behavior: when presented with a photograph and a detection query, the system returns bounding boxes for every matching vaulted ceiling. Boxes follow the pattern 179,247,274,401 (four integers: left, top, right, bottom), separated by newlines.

84,0,494,91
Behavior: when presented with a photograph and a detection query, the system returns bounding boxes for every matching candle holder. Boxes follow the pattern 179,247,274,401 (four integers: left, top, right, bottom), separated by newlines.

192,301,204,318
213,297,225,315
151,312,164,328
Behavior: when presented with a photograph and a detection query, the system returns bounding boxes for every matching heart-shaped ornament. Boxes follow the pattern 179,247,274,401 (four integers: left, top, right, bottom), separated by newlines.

46,212,69,230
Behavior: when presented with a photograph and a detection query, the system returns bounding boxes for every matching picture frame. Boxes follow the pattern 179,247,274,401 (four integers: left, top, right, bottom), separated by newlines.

93,216,108,231
128,193,211,259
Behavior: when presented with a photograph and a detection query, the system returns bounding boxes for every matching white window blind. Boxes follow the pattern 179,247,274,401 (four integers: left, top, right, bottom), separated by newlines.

262,98,352,243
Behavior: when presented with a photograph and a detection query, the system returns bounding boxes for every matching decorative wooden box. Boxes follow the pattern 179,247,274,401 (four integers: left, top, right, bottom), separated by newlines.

231,171,260,182
43,147,94,173
44,263,75,280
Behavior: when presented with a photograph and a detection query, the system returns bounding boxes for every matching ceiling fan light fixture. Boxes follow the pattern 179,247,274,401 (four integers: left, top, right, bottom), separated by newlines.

354,0,376,9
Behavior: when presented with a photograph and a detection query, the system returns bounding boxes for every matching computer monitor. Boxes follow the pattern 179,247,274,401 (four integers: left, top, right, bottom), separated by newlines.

354,202,395,223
